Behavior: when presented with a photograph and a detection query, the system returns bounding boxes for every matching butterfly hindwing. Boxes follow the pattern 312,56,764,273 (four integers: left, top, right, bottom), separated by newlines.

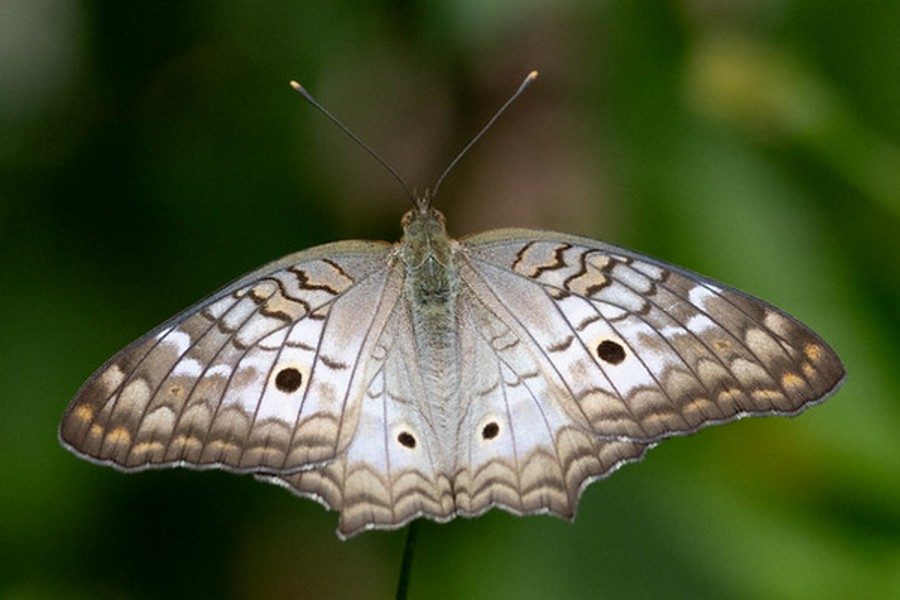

268,299,456,538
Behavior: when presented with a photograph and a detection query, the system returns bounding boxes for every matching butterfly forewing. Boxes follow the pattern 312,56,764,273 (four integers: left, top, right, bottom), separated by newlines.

59,241,398,474
463,229,844,443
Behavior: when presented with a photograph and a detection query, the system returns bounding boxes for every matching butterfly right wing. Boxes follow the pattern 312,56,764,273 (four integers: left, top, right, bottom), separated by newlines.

59,240,401,475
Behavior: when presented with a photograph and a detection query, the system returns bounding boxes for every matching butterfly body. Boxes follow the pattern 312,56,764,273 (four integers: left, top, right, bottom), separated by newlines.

60,197,844,538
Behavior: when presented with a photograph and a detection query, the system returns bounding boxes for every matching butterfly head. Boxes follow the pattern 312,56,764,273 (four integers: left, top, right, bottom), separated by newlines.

401,197,447,242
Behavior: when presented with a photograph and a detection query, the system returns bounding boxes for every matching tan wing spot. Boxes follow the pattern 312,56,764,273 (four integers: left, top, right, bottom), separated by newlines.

164,383,189,405
641,410,681,429
73,404,94,423
264,293,309,321
568,273,610,297
682,397,715,418
714,339,732,353
804,343,824,363
131,441,165,457
751,389,786,404
717,388,747,411
171,434,203,453
801,362,816,378
106,426,131,445
208,439,240,453
89,423,103,440
781,372,806,392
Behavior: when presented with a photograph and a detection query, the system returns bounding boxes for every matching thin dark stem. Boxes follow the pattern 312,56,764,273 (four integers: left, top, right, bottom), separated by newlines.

395,520,420,600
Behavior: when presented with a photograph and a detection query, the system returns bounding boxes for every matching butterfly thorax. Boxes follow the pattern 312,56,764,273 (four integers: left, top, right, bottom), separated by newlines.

399,207,463,438
400,208,457,308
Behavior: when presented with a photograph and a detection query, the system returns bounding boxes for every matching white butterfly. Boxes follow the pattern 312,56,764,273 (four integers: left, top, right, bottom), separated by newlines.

59,73,844,539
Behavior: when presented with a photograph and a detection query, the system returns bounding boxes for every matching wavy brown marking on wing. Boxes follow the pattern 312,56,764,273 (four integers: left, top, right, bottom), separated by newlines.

285,339,317,352
539,272,697,439
511,241,535,272
279,461,455,536
320,258,354,281
275,434,646,533
213,288,248,336
576,314,601,331
278,464,345,510
200,307,219,322
470,447,570,515
573,385,651,438
463,431,647,519
547,335,574,353
577,252,618,297
555,426,646,486
606,259,659,297
289,259,356,293
236,417,295,468
548,288,571,301
284,411,343,466
158,286,318,470
513,242,572,279
488,329,521,352
561,248,592,289
258,278,312,322
319,354,349,370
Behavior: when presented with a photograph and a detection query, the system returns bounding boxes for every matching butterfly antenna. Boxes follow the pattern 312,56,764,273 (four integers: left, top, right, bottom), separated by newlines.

430,70,539,200
290,80,416,204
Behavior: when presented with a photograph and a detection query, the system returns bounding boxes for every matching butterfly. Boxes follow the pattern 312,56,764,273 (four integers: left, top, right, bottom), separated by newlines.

59,72,845,539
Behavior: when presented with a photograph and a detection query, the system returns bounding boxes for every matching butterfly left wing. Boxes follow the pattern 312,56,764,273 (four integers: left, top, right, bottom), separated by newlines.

451,228,844,519
59,241,399,474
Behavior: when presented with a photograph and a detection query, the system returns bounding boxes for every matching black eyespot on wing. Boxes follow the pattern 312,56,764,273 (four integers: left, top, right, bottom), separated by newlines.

596,340,626,364
397,431,416,448
274,367,304,392
482,422,500,440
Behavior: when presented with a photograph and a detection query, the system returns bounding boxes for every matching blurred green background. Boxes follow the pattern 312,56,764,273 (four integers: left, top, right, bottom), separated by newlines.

2,1,898,598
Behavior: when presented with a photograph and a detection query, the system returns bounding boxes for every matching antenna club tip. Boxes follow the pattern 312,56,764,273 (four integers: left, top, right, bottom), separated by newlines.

527,70,539,80
289,80,303,92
